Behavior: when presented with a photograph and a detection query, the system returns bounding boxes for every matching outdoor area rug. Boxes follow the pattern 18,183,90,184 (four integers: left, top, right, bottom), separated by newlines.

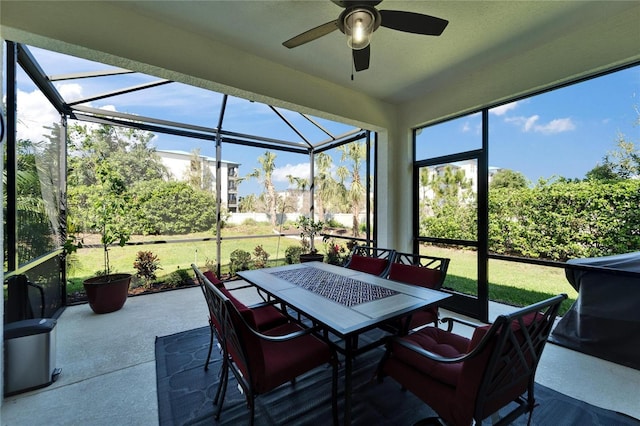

156,326,640,426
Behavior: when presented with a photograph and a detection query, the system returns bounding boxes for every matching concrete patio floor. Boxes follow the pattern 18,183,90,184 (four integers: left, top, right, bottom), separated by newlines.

2,284,639,425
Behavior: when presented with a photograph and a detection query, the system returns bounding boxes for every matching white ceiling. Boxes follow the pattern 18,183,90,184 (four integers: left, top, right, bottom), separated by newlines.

115,1,637,104
2,0,640,130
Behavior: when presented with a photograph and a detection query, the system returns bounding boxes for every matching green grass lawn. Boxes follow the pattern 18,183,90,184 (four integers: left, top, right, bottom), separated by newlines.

66,222,305,293
422,246,577,315
68,223,577,315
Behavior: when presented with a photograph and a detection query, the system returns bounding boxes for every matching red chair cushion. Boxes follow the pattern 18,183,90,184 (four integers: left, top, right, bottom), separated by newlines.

204,270,224,288
220,288,286,331
251,305,288,331
252,323,332,393
387,263,442,329
391,326,469,387
347,254,388,276
388,263,442,289
227,317,332,394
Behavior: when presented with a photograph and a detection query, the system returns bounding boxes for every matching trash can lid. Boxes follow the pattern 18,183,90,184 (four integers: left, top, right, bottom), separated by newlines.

4,318,56,339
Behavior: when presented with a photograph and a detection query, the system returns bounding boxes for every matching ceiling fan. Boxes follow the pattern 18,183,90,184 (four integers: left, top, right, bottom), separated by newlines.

282,0,448,72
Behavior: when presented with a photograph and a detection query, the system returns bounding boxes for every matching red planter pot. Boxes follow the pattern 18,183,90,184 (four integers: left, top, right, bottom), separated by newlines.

83,273,132,314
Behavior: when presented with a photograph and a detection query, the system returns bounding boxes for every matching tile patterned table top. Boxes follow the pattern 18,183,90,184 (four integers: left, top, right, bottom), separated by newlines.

270,266,398,307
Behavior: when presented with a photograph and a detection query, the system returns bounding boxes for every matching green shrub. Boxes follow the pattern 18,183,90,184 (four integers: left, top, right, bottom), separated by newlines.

164,269,192,288
229,249,252,276
284,245,304,264
324,238,348,265
126,180,217,234
204,257,218,274
325,218,343,228
253,245,270,269
488,179,640,261
242,218,258,226
133,251,161,288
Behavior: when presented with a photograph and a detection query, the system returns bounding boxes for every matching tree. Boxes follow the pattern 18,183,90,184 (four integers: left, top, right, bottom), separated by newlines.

420,164,477,240
127,180,217,234
68,124,168,187
586,137,639,181
12,136,59,263
490,169,529,190
587,107,639,181
67,124,169,235
337,142,367,236
184,148,214,191
247,151,278,226
314,152,340,219
91,160,131,276
286,174,309,213
238,193,258,212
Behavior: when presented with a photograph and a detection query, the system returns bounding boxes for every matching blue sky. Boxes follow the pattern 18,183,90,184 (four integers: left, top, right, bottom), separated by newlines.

11,47,640,195
417,66,639,184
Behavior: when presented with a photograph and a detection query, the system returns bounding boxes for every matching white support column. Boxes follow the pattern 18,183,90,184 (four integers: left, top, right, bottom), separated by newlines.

376,122,413,253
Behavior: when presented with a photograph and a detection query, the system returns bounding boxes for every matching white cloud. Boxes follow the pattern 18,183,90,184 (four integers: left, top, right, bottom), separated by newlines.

272,163,311,184
16,89,60,142
14,83,127,142
505,115,575,134
56,83,84,101
461,122,471,133
490,101,519,116
524,115,539,132
535,118,576,134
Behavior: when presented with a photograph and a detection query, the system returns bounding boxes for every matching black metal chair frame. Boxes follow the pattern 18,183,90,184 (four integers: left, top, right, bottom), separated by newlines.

215,279,339,426
192,264,230,414
378,294,567,426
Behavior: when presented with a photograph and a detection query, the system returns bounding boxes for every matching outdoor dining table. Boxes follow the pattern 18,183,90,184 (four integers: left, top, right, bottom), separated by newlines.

238,261,451,425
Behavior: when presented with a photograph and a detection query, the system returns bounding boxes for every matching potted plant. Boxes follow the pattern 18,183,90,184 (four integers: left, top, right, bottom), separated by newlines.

295,215,325,263
82,163,133,314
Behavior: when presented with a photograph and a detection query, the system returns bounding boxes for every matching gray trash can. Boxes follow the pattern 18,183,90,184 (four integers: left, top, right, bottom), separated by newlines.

4,318,61,396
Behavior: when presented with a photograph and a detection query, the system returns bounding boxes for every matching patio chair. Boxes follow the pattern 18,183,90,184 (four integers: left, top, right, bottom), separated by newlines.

214,277,339,425
192,265,287,372
377,294,567,426
343,245,396,277
386,251,450,333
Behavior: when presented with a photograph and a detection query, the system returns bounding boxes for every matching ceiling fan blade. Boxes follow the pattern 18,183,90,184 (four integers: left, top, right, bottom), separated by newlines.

283,20,339,48
353,46,370,72
331,0,383,7
379,10,448,36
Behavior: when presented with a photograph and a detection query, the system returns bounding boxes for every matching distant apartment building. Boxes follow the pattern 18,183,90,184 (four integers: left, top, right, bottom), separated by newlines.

155,150,240,212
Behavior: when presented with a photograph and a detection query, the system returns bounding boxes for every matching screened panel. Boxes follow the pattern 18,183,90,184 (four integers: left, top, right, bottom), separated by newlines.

417,159,478,242
487,65,640,261
416,113,482,159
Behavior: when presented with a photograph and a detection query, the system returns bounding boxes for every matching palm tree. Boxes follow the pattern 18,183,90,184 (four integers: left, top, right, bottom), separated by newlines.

238,193,257,212
247,151,278,226
338,142,366,236
314,152,338,221
286,174,309,213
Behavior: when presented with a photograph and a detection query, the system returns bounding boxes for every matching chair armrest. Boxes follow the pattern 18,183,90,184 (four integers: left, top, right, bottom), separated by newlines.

246,299,280,310
227,284,274,304
440,316,485,332
247,324,324,343
229,284,255,291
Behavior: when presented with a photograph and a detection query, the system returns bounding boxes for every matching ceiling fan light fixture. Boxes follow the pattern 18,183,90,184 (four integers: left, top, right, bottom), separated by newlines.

344,8,374,50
